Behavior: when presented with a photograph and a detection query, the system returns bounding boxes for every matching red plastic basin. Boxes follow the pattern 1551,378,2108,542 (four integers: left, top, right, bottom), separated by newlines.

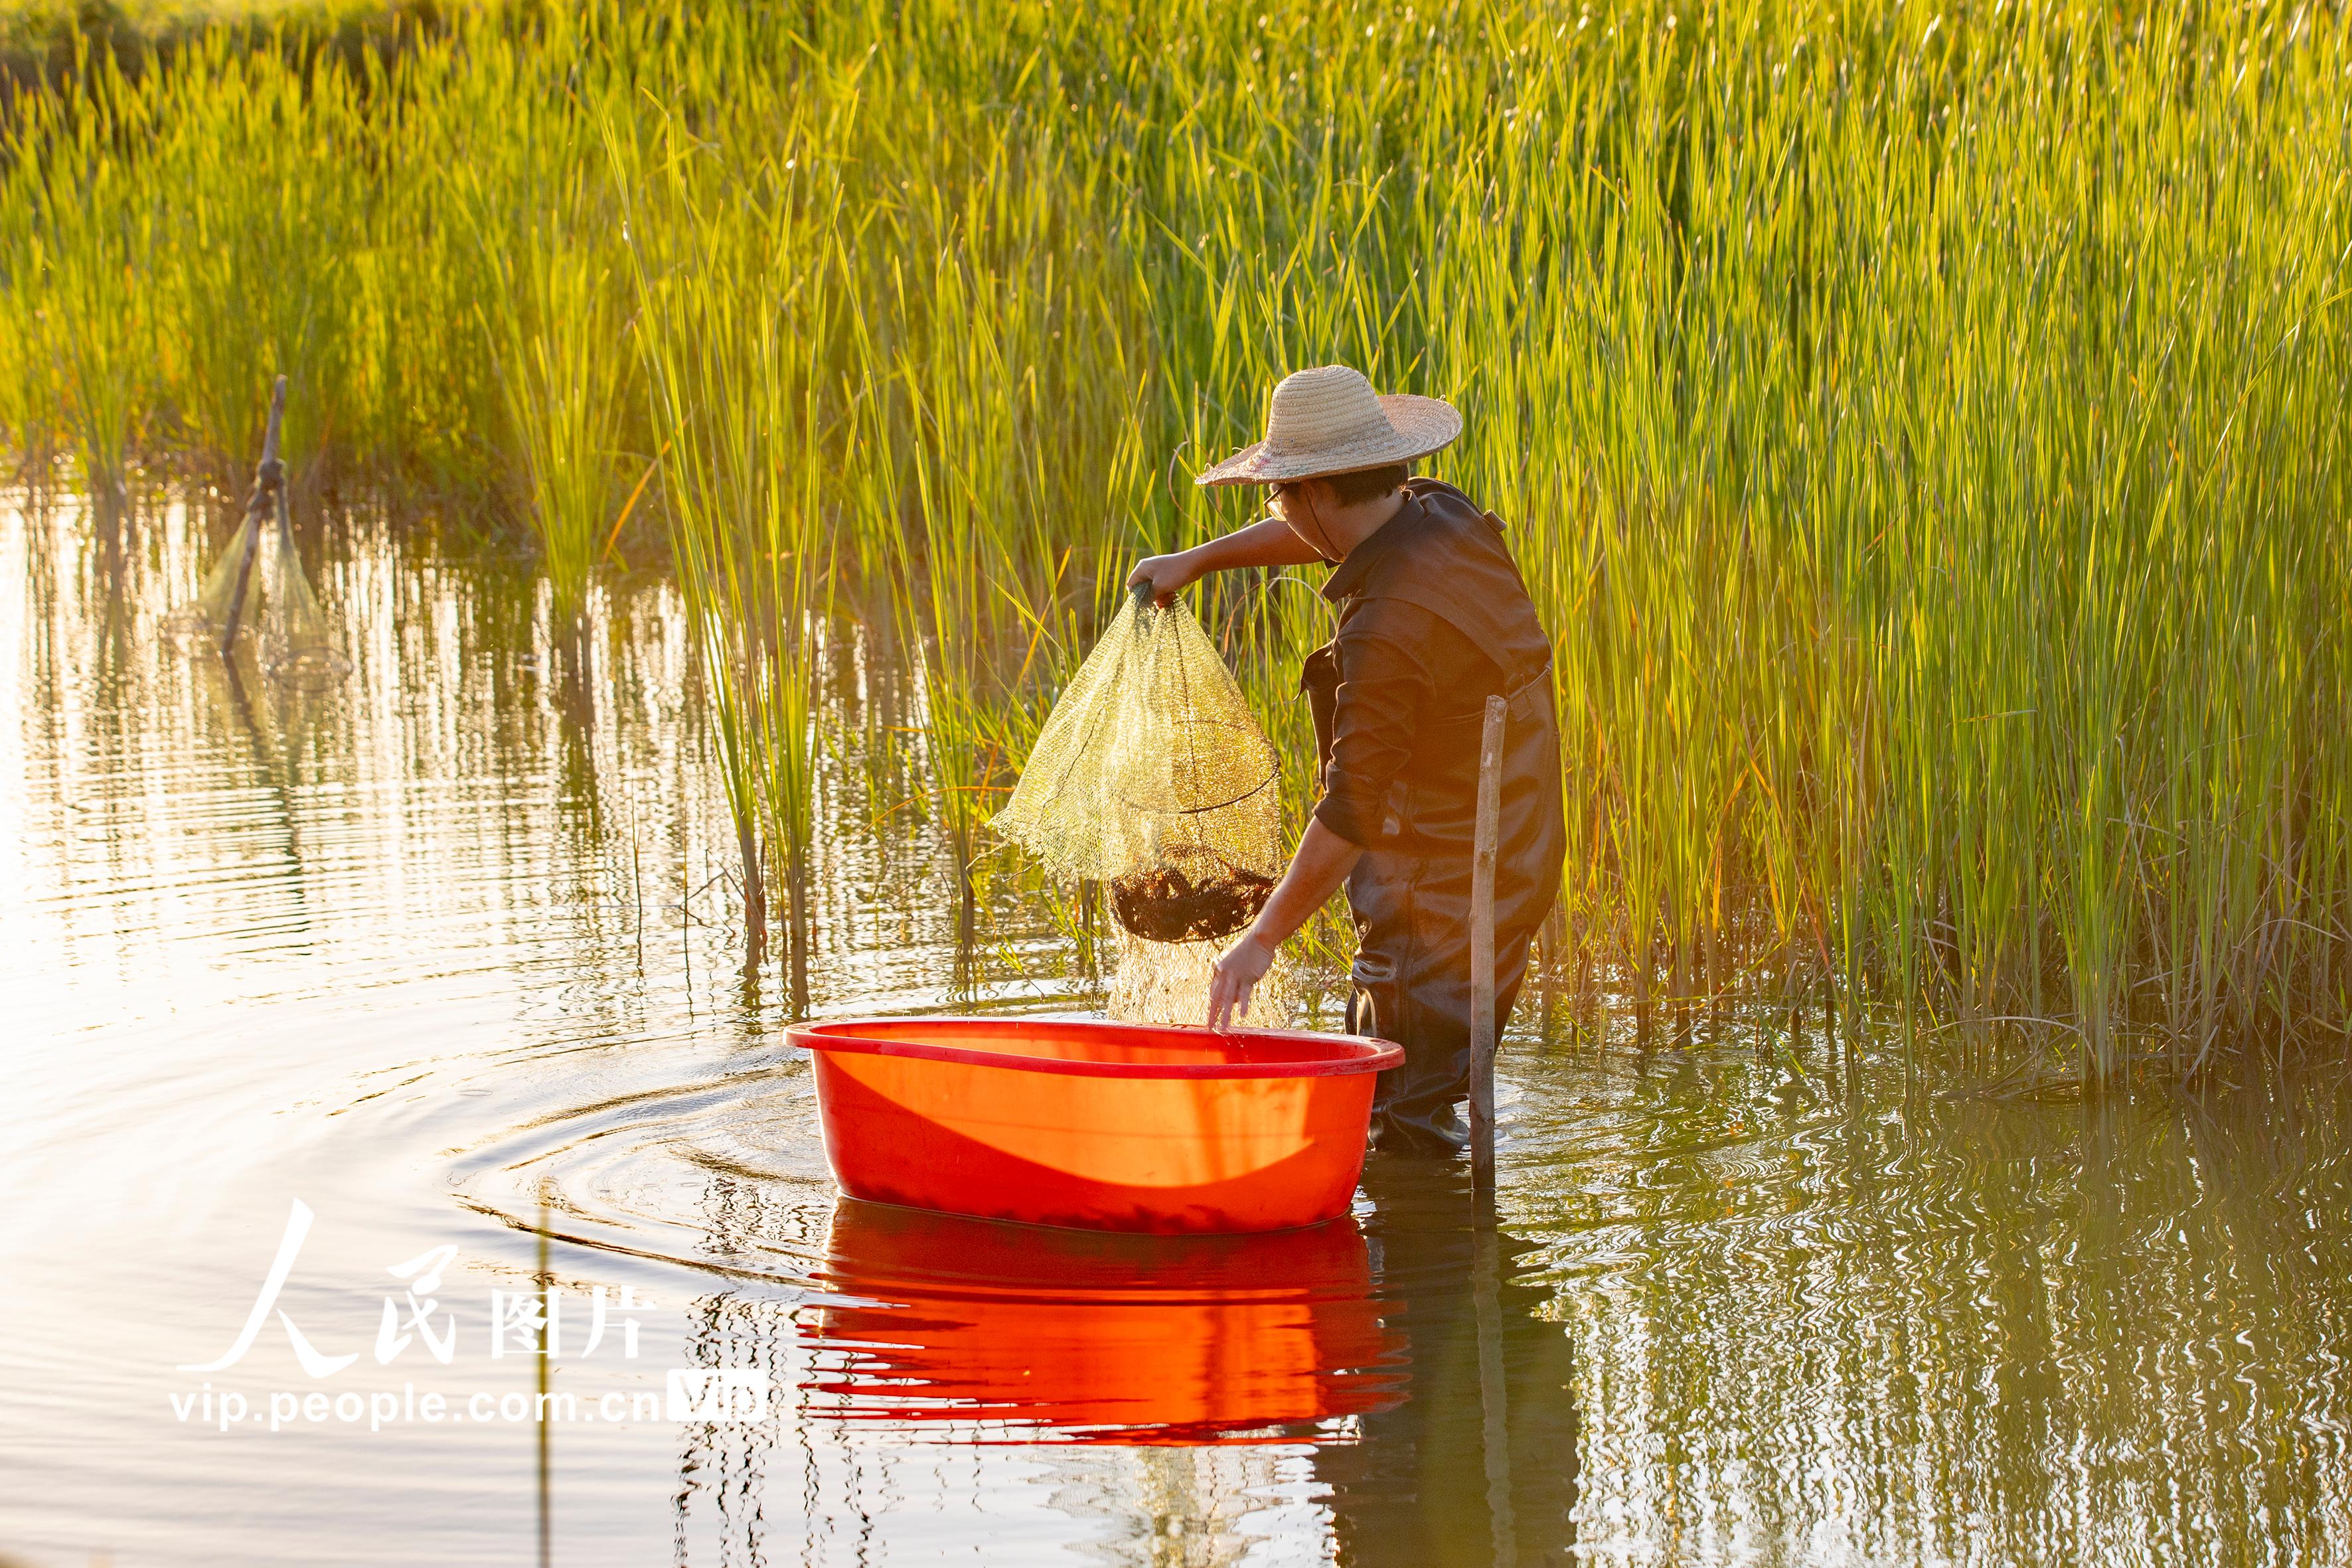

786,1017,1404,1234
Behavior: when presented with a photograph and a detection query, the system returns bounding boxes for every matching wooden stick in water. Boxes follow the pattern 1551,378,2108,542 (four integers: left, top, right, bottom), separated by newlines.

1470,692,1507,1190
1472,1205,1518,1560
218,375,289,657
1470,690,1515,1557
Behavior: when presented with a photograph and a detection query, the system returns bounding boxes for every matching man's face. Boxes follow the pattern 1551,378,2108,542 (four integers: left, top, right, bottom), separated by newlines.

1269,481,1341,562
1267,479,1330,524
1265,482,1300,531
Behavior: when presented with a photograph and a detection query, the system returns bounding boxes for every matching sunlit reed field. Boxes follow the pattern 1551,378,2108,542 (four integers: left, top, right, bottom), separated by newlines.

4,0,2349,1089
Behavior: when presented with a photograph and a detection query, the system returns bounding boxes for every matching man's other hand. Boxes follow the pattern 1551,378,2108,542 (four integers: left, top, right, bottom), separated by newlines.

1126,551,1199,607
1207,930,1276,1030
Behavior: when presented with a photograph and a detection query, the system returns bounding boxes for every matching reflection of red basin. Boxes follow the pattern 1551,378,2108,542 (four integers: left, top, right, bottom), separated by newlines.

786,1018,1403,1233
799,1198,1403,1443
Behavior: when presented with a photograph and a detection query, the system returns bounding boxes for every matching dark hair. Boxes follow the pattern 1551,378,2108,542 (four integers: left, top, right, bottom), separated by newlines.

1318,463,1410,507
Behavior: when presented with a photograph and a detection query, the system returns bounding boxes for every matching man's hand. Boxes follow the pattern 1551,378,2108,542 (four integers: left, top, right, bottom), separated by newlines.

1126,550,1201,607
1124,550,1204,606
1203,822,1364,1030
1207,929,1276,1030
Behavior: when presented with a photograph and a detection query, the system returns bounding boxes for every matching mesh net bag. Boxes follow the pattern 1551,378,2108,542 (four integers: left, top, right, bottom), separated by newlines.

253,503,348,688
995,591,1293,1024
1105,925,1297,1028
164,495,350,690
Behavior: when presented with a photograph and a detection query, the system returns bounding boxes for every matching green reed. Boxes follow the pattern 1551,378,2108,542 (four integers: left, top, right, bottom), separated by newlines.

3,0,2348,1082
0,37,154,507
607,64,838,1000
451,13,629,635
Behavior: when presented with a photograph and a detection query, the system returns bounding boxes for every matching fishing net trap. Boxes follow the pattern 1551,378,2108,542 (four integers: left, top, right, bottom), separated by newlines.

162,378,349,690
994,589,1294,1024
163,499,348,688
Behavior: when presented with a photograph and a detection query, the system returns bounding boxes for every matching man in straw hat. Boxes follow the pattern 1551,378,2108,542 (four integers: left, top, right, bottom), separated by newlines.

1129,365,1566,1155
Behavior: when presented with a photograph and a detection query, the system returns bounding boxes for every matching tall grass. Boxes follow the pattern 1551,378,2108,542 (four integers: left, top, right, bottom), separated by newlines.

3,0,2347,1077
452,23,630,635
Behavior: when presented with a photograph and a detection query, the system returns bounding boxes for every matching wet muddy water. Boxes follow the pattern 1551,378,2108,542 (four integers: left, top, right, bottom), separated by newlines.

6,497,2350,1565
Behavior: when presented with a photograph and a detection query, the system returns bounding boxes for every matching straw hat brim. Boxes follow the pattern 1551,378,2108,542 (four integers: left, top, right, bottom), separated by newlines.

1194,393,1464,487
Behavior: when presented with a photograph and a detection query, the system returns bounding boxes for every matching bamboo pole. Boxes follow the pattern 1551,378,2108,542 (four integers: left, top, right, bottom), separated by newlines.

1477,681,1514,1561
1470,691,1515,1563
1469,692,1507,1191
217,376,289,657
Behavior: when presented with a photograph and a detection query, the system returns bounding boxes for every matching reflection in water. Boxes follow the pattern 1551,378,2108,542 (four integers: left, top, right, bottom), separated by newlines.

9,493,2352,1565
658,1174,1569,1562
801,1199,1400,1444
1320,1158,1579,1568
1515,1049,2352,1566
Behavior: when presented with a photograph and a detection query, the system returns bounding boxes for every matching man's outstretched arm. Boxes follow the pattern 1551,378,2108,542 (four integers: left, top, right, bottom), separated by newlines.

1206,820,1362,1029
1127,514,1324,604
1204,615,1439,1029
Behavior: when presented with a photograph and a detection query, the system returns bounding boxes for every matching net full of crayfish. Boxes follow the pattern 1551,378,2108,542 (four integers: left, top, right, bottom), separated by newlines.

992,592,1293,1023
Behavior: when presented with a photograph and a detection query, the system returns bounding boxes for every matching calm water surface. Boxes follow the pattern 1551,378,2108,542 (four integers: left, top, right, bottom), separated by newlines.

5,495,2350,1566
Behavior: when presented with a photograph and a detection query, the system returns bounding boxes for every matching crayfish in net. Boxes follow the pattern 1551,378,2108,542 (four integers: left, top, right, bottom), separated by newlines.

1109,848,1277,944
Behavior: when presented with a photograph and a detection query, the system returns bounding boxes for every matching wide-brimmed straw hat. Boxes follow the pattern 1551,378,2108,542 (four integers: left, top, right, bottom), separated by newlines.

1194,364,1462,487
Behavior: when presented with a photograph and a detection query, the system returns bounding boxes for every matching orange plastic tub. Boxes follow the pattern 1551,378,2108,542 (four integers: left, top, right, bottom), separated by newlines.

786,1017,1403,1233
